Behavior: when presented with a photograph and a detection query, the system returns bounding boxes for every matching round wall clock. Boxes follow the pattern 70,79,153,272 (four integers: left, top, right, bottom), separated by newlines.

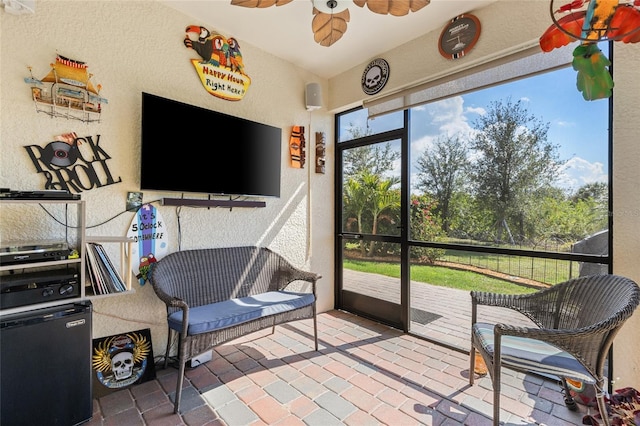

438,14,481,60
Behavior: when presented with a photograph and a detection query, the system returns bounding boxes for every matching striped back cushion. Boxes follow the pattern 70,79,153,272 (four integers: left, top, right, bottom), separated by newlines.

473,322,595,384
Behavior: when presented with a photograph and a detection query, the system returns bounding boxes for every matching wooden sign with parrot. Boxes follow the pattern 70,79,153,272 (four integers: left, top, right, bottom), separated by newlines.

539,0,640,101
184,25,251,101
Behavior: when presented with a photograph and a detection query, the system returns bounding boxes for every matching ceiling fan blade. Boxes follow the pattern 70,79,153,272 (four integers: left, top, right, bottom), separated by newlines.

353,0,430,16
312,8,350,47
230,0,293,8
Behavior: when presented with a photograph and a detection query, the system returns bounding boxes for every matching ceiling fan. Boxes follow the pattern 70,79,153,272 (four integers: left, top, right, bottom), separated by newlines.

230,0,431,47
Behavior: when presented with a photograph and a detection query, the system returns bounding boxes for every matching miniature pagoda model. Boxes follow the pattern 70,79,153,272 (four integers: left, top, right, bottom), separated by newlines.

25,54,107,123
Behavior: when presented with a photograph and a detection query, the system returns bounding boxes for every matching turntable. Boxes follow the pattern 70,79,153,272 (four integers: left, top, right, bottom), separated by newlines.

0,189,80,200
0,240,74,266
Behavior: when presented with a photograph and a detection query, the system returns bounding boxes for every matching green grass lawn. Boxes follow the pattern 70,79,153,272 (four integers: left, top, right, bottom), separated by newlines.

344,258,538,295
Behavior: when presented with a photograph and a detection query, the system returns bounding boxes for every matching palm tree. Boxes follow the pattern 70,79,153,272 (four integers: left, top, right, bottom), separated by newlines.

343,177,369,254
360,172,400,256
343,171,400,256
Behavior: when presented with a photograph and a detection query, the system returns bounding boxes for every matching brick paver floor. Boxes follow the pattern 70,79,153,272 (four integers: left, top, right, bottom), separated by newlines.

89,309,591,425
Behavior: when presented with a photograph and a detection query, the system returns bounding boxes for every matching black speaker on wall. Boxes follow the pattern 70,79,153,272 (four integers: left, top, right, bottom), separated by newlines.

305,82,322,111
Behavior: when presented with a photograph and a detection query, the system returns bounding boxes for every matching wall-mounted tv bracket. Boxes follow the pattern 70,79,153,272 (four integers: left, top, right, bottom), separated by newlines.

162,196,266,210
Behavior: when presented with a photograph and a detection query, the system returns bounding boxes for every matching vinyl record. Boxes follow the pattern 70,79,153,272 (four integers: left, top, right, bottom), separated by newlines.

42,141,79,167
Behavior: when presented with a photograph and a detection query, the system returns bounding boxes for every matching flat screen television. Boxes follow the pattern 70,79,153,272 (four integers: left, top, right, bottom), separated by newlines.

140,92,282,198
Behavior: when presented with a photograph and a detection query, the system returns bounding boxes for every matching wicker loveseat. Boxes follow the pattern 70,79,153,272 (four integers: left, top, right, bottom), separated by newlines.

148,246,321,413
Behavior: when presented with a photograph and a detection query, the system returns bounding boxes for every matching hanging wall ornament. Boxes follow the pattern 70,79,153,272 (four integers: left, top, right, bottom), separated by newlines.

126,203,168,285
289,126,306,169
361,58,389,95
24,54,108,123
24,133,122,193
539,0,640,101
315,132,326,174
438,14,481,60
184,25,251,101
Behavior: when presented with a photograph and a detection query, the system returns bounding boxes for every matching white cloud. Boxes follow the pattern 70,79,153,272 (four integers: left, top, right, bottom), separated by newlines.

465,106,486,115
556,156,607,191
411,133,436,153
423,96,475,138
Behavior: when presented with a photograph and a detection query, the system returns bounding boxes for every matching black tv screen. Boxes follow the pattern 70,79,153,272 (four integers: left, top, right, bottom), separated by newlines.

140,92,282,197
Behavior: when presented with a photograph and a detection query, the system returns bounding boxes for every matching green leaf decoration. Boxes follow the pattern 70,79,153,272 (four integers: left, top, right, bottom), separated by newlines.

572,44,614,101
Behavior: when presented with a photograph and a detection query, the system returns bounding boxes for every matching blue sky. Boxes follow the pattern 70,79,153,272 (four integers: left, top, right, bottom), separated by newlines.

341,48,611,195
408,64,610,193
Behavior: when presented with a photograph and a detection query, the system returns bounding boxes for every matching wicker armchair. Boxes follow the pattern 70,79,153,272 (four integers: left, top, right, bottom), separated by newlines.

469,274,640,426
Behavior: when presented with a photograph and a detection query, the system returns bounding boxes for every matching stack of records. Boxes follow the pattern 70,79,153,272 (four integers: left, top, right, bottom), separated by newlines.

85,243,126,295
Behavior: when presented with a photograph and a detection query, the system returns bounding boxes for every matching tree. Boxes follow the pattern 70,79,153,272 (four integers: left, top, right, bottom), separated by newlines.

410,194,446,263
470,98,561,244
342,171,400,256
365,173,400,256
341,121,398,179
343,143,400,180
343,178,368,235
519,186,570,248
415,135,469,234
571,182,608,205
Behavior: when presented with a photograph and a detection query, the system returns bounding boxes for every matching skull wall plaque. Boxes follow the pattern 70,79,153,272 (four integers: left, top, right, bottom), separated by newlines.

361,58,390,96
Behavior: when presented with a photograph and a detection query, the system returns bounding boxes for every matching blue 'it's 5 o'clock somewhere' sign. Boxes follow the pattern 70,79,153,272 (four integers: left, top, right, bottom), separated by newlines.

127,204,168,285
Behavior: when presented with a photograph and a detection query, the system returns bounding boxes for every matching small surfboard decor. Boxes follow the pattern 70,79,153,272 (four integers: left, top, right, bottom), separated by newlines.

126,203,168,285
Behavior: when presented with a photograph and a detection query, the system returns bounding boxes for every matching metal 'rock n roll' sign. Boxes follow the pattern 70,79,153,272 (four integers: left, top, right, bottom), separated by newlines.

184,25,251,101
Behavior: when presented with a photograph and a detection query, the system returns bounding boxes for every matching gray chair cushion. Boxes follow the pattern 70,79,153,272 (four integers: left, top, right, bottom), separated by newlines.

168,291,315,335
473,322,595,384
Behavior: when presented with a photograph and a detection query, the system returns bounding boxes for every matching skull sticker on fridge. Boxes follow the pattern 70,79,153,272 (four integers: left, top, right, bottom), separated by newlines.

92,331,153,391
361,58,390,95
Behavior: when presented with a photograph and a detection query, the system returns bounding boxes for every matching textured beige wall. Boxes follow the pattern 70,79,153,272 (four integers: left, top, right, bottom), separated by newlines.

0,0,334,355
611,42,640,389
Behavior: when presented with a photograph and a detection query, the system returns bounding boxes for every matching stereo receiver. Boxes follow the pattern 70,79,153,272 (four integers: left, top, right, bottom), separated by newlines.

0,269,79,309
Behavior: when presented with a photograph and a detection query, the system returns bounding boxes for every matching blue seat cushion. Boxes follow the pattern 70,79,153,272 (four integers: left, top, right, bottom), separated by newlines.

473,322,595,384
168,291,315,335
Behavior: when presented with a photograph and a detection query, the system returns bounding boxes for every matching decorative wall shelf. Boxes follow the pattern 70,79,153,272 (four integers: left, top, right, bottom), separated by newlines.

24,54,108,123
0,200,133,316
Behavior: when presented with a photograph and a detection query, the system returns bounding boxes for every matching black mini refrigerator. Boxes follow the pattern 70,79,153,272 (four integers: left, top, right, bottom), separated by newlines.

1,301,93,425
